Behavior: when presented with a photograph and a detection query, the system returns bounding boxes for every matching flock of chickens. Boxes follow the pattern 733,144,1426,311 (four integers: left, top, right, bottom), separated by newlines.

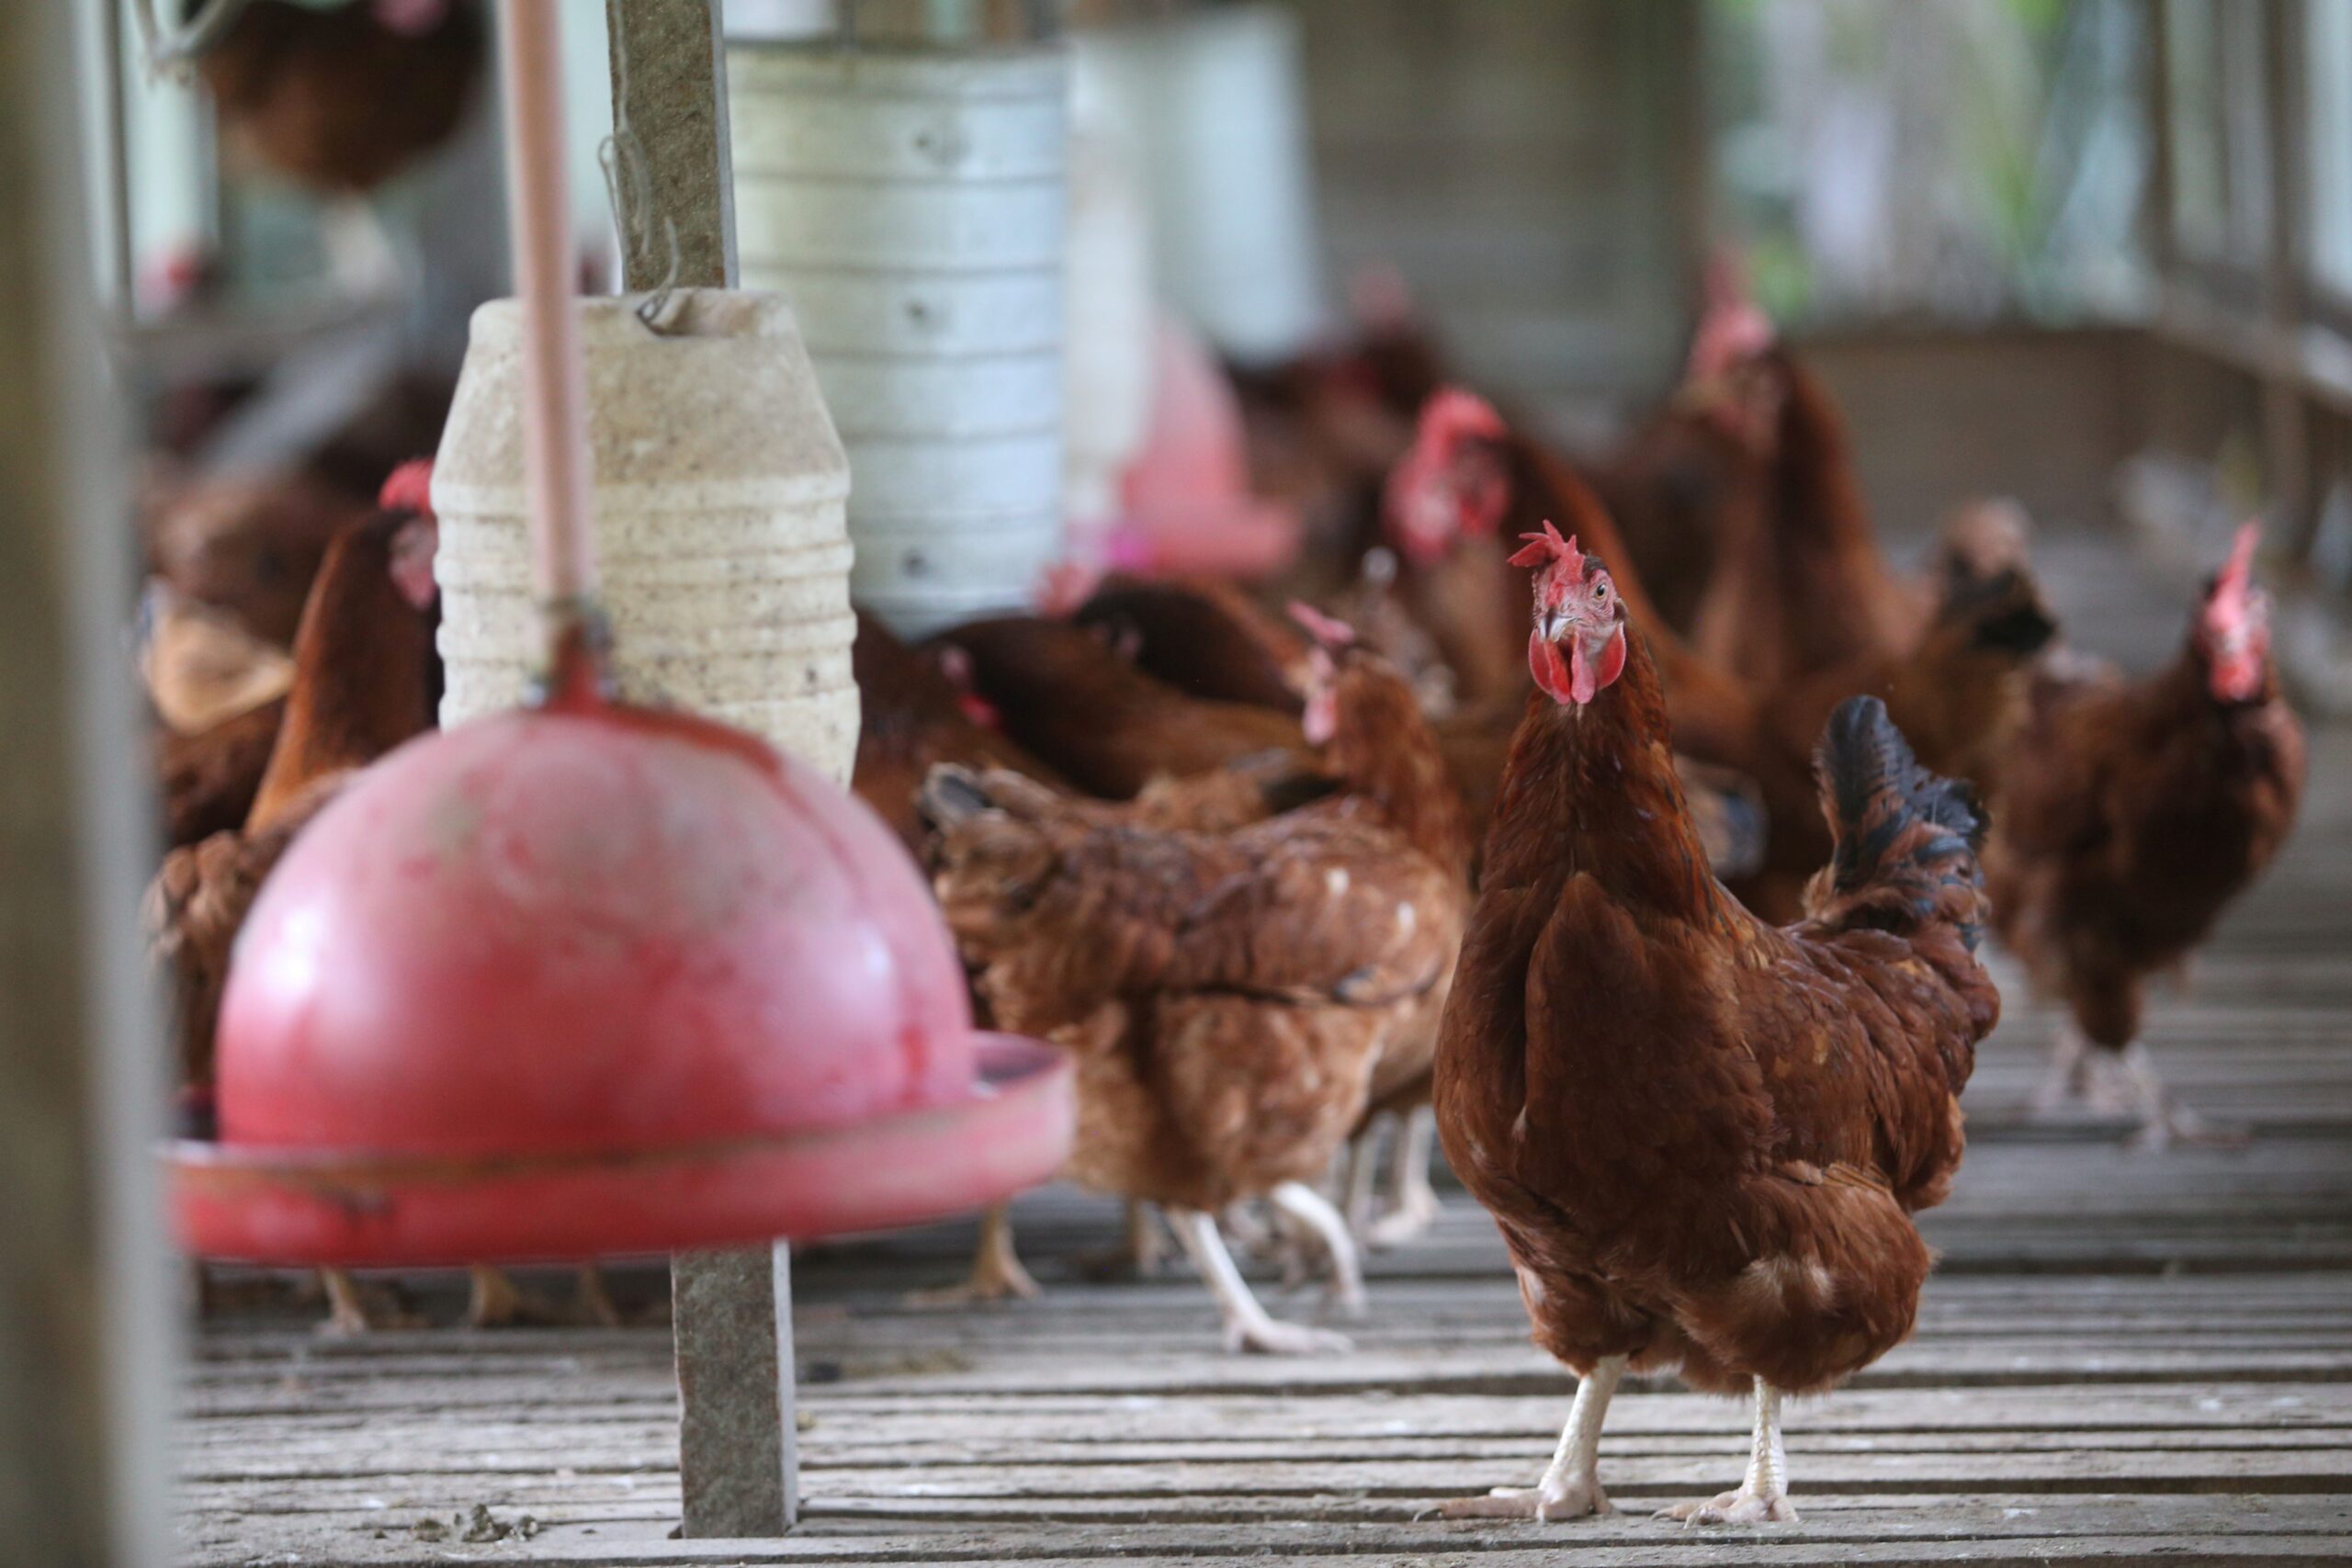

138,274,2306,1525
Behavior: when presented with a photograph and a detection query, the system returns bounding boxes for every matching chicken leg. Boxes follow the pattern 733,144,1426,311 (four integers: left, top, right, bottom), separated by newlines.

1170,1206,1351,1355
908,1202,1042,1308
1366,1106,1442,1247
2119,1042,2248,1150
1268,1180,1367,1319
317,1269,422,1335
465,1265,571,1329
2027,1020,2099,1116
1439,1354,1624,1520
1657,1377,1798,1525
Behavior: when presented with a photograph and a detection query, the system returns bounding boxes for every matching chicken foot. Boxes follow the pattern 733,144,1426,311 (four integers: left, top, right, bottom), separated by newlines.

1365,1106,1442,1247
1170,1206,1352,1355
2032,1025,2246,1147
2119,1042,2249,1150
1657,1377,1798,1525
908,1202,1043,1307
1267,1180,1368,1319
1438,1353,1623,1520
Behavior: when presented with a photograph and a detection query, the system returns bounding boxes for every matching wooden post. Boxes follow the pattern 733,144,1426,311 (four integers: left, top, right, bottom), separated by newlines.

0,4,174,1564
602,0,797,1539
608,0,739,291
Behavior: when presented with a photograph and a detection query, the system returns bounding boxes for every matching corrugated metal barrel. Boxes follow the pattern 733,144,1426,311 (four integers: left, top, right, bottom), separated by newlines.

730,41,1069,638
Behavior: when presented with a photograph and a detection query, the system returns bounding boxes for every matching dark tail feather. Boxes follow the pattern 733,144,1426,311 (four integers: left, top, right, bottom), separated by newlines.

1810,695,1987,946
917,764,995,835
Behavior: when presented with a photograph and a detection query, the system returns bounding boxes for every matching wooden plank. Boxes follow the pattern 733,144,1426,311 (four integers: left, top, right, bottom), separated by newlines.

0,5,171,1566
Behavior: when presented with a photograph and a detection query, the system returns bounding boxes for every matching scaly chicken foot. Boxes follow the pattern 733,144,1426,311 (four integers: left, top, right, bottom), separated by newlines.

1267,1180,1368,1319
1365,1106,1442,1247
908,1203,1042,1308
1657,1378,1798,1526
1170,1206,1352,1355
2119,1043,2249,1150
1438,1354,1623,1520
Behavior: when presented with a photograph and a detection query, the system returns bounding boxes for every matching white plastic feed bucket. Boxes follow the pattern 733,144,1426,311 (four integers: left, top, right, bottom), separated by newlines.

431,289,861,784
1063,38,1156,554
729,41,1070,638
1082,6,1326,367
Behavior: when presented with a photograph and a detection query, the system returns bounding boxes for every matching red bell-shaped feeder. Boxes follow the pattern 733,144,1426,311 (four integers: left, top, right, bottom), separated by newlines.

164,0,1070,1269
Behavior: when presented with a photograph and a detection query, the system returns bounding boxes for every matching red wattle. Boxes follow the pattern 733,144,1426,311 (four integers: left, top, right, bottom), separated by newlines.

1530,632,1576,705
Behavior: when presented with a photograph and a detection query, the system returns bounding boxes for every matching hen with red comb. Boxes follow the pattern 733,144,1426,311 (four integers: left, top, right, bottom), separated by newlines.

1984,522,2304,1146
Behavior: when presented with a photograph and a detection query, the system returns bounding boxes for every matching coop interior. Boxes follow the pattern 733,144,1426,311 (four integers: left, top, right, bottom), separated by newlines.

6,3,2352,1567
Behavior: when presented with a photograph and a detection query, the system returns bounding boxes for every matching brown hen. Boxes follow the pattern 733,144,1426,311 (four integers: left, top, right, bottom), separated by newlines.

1434,529,1994,1525
146,465,447,1335
1984,525,2305,1145
926,614,1306,799
921,635,1467,1353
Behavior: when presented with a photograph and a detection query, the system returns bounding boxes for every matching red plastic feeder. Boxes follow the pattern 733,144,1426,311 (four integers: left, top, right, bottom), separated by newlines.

164,0,1069,1269
167,659,1071,1266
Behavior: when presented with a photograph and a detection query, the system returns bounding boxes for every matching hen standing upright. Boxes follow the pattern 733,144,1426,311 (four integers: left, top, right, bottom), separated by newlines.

1690,349,1926,690
1984,525,2305,1145
1434,525,1996,1525
921,620,1468,1353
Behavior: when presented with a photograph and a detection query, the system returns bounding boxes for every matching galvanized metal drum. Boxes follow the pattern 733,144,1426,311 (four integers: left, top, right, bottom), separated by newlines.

730,40,1069,637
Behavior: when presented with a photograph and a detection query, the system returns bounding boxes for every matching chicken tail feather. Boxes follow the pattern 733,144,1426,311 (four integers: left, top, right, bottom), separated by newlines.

1807,695,1987,948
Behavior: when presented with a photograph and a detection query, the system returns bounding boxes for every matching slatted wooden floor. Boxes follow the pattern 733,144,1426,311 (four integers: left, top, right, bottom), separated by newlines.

177,531,2352,1565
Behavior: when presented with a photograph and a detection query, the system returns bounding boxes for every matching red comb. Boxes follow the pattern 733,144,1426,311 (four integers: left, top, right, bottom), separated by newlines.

1416,387,1506,448
1508,520,1585,574
1687,249,1773,383
379,458,435,517
1286,601,1356,649
2220,521,2261,592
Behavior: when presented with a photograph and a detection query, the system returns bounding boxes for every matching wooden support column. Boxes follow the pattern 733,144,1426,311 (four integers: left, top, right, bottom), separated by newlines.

602,0,795,1539
0,4,174,1564
608,0,739,291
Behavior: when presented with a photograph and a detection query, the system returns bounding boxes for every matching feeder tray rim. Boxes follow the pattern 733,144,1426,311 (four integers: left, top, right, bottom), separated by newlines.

165,1033,1070,1264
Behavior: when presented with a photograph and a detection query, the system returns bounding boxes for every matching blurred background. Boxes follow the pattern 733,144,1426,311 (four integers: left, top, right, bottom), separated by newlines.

91,1,2352,664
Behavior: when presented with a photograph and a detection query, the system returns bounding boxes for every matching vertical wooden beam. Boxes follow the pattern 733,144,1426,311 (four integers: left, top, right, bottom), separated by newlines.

673,1244,797,1535
603,0,797,1540
607,0,738,290
0,4,174,1565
